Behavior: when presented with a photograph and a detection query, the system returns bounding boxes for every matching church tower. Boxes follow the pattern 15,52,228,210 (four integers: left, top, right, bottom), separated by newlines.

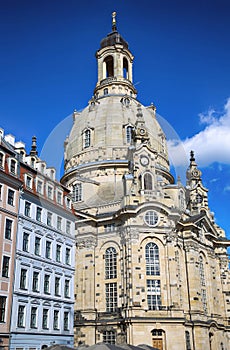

61,13,230,350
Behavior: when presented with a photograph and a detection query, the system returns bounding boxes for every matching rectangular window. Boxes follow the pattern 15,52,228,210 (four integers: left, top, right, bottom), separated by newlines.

147,279,161,310
104,223,115,232
47,212,52,227
30,307,37,328
36,207,42,222
42,309,49,329
53,310,59,330
57,216,62,230
24,201,31,217
66,221,71,234
65,248,70,265
17,305,25,327
0,184,2,200
2,256,10,278
64,279,70,298
57,191,62,204
47,186,53,199
55,277,60,296
105,283,117,312
22,232,29,252
32,271,39,292
34,237,41,256
44,274,50,294
37,180,43,194
64,311,69,331
10,159,16,174
7,189,14,206
72,183,82,202
20,269,27,289
0,153,3,168
5,218,13,239
56,244,61,263
201,289,208,314
45,241,51,259
26,176,32,189
66,197,71,208
0,296,6,322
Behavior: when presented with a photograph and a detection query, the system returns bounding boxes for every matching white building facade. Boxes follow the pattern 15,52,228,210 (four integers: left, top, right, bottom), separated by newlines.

10,140,75,349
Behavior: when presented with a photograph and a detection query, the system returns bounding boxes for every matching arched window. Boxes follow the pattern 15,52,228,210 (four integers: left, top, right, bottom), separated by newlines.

104,55,114,78
126,126,133,144
123,57,129,79
144,172,153,190
199,255,207,313
185,331,191,350
104,88,108,96
72,183,82,202
199,255,205,286
145,243,160,276
84,129,91,148
105,247,117,279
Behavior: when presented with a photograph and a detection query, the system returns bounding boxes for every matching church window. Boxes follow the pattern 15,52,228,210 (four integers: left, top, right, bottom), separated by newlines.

179,189,185,209
185,331,191,350
104,55,114,78
123,57,129,79
147,279,161,310
145,211,158,227
199,256,205,286
145,243,160,276
105,247,117,279
199,255,207,313
84,129,91,148
105,282,117,312
103,330,116,344
126,125,133,143
144,172,153,190
72,183,82,202
104,88,108,95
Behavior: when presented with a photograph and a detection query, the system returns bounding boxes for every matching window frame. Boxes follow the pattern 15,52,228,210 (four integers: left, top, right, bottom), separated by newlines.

2,256,10,278
7,189,15,206
5,218,13,240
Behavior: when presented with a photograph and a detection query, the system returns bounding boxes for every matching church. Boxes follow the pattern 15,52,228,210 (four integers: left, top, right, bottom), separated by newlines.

61,13,230,350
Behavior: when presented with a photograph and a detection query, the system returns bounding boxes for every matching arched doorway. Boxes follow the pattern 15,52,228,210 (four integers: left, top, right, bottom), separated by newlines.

151,329,165,350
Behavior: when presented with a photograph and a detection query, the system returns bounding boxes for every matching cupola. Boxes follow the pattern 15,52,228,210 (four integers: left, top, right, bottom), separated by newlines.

94,12,137,98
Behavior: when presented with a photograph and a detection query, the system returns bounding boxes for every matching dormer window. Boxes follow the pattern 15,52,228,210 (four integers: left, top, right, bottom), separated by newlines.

84,129,91,148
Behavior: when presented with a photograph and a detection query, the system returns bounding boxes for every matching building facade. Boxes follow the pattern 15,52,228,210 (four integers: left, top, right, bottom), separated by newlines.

0,129,22,349
61,14,230,350
0,129,76,349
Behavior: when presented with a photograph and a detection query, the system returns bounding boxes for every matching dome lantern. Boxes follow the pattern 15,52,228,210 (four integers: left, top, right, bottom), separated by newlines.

94,12,137,98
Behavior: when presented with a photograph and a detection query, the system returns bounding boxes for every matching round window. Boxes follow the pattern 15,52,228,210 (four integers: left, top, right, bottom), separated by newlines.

144,210,159,226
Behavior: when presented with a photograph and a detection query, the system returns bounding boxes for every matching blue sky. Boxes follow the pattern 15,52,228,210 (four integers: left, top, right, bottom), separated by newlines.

0,0,230,239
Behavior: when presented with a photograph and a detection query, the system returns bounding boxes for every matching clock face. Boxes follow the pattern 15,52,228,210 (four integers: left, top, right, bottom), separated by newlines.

140,156,149,166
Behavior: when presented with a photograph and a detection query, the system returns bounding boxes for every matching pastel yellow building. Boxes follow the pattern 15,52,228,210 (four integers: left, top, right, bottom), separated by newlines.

61,13,230,350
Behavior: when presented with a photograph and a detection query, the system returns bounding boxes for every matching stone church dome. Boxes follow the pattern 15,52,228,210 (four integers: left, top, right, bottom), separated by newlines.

63,12,170,179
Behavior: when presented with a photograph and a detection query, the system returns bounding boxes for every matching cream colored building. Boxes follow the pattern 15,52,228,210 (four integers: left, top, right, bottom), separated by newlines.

61,14,230,350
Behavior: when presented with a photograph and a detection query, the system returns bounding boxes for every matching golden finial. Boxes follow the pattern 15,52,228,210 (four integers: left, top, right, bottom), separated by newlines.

112,11,117,31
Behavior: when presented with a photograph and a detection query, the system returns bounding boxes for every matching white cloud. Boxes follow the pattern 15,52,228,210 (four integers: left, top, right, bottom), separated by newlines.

168,98,230,167
224,185,230,192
